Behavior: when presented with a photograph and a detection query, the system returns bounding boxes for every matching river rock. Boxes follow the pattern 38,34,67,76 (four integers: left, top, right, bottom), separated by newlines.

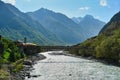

23,60,32,66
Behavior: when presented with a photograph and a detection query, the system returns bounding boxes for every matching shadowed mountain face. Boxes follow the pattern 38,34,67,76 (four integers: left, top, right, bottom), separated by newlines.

0,1,64,45
72,15,105,37
27,8,89,44
100,12,120,35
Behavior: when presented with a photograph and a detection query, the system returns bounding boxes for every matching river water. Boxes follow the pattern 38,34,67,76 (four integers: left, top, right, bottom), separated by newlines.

25,51,120,80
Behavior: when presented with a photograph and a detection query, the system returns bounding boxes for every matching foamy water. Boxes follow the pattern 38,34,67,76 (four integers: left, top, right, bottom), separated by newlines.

25,51,120,80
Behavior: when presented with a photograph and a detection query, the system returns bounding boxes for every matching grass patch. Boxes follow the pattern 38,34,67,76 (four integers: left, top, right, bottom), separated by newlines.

0,69,9,79
12,59,24,73
13,63,23,73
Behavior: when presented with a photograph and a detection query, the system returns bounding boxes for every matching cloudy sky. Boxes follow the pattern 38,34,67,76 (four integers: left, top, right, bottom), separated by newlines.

1,0,120,22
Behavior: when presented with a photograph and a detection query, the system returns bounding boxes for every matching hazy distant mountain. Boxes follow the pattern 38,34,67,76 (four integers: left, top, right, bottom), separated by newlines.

27,8,88,45
72,15,105,37
0,1,63,45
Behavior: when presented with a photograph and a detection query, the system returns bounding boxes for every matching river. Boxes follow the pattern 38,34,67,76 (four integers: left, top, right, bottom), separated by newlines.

25,51,120,80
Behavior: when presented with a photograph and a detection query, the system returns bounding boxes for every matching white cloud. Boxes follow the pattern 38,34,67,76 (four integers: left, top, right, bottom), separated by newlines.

79,7,90,11
1,0,16,5
100,0,107,7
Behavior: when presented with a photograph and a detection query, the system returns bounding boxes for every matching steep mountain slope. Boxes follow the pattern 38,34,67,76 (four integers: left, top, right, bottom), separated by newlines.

100,11,120,35
70,11,120,64
72,15,105,37
27,8,90,45
0,1,63,45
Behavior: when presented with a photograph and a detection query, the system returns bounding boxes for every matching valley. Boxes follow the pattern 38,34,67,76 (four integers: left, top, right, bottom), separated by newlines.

0,0,120,80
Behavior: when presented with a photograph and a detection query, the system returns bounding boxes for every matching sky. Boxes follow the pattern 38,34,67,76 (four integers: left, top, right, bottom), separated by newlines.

1,0,120,22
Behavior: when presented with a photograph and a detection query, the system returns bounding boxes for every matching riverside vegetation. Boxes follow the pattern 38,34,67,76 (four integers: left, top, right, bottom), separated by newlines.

0,37,25,79
70,32,120,64
0,36,46,80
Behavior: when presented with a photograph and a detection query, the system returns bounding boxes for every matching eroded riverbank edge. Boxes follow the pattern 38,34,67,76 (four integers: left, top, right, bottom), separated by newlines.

11,53,46,80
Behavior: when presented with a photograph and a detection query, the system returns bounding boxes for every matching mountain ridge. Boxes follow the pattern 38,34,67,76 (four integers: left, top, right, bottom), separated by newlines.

72,15,106,37
27,8,88,44
0,1,64,45
0,0,106,45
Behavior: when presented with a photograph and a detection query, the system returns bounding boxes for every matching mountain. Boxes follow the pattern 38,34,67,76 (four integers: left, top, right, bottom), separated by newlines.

72,15,106,37
27,8,88,45
100,11,120,35
0,1,63,45
70,11,120,64
0,0,106,46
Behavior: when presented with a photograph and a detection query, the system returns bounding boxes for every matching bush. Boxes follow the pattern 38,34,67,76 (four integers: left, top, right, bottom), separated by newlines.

0,38,24,63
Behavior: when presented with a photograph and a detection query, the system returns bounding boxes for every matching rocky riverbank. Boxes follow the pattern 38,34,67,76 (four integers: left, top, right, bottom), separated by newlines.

11,53,46,80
